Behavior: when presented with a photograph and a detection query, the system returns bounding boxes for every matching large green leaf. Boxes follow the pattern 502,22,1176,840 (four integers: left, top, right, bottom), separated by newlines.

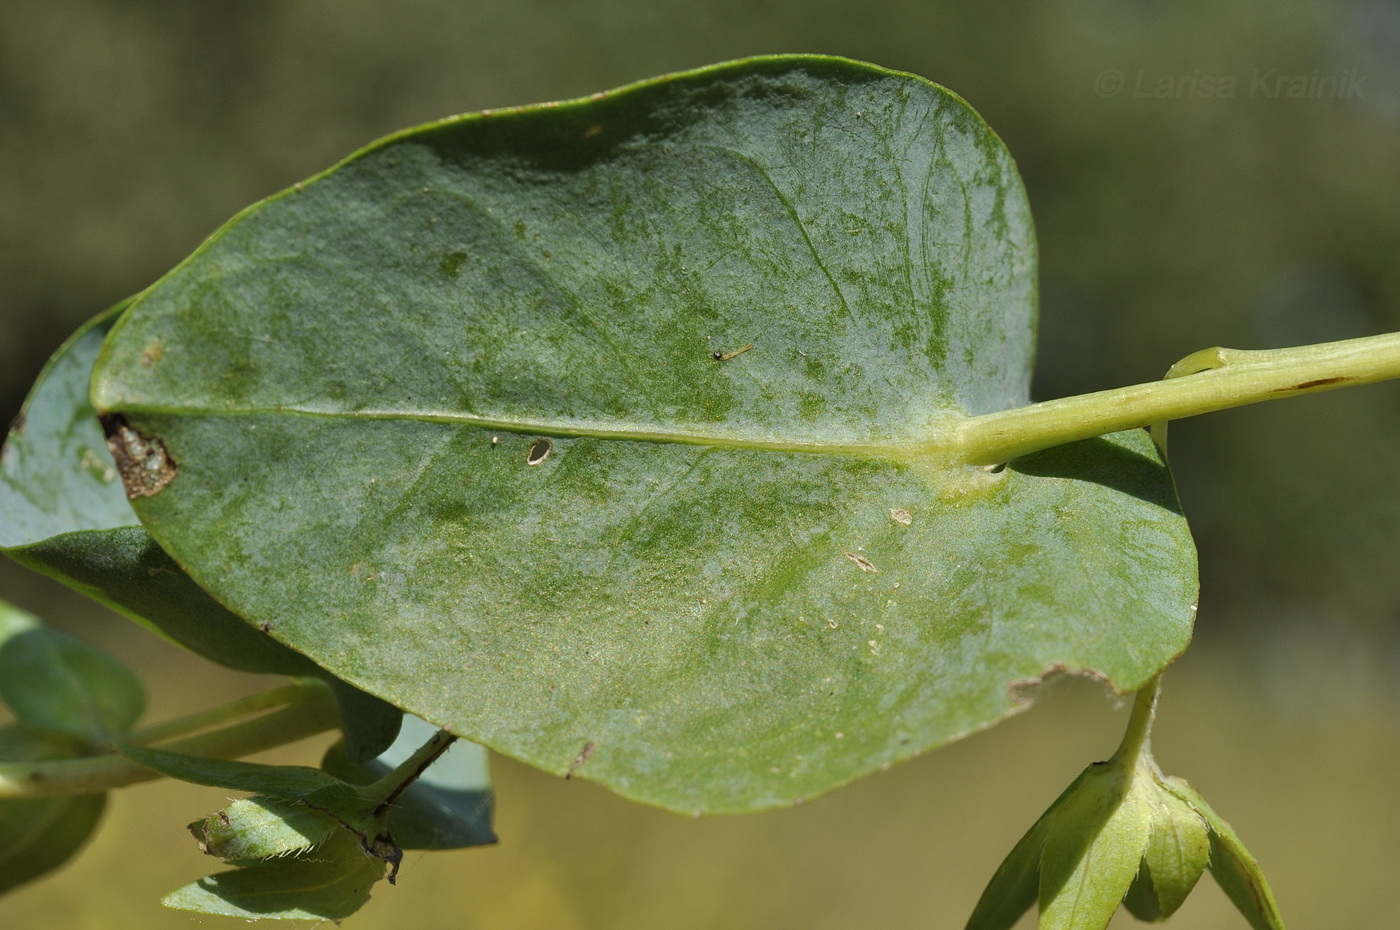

0,309,401,760
89,55,1197,812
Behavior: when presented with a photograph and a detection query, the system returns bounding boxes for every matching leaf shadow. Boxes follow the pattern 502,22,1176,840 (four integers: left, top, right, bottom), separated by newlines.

1009,433,1183,514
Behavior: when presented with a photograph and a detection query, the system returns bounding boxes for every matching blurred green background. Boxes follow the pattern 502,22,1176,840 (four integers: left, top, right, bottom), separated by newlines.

3,0,1400,926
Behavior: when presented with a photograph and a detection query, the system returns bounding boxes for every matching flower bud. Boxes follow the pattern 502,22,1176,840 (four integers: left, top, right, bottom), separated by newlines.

189,795,339,864
1122,776,1210,921
965,753,1283,929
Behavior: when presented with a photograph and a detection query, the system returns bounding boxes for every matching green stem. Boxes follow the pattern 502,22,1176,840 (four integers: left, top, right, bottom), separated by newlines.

363,729,457,814
0,681,339,799
1111,675,1161,768
951,332,1400,465
124,682,318,746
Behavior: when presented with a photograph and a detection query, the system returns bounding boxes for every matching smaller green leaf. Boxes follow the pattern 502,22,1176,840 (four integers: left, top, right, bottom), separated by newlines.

1122,778,1210,922
1039,762,1153,930
0,792,106,896
119,744,347,798
162,828,385,920
964,767,1105,930
0,725,107,895
1164,778,1286,930
322,715,497,850
190,796,340,863
0,598,40,643
1122,864,1163,922
323,678,402,764
125,745,398,875
0,627,145,742
962,812,1050,930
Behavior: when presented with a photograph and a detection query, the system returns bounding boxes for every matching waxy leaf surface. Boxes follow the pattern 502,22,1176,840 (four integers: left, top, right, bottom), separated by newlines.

91,56,1197,812
0,310,401,760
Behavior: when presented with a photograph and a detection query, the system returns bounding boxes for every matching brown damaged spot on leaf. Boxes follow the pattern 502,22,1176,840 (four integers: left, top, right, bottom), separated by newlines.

100,414,178,498
0,411,22,468
565,740,596,779
369,831,404,884
1008,662,1114,706
186,813,223,854
844,551,879,573
711,343,755,362
140,339,165,367
889,508,912,526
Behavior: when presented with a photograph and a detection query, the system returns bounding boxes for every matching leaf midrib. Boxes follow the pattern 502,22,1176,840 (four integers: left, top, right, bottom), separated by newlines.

102,402,964,463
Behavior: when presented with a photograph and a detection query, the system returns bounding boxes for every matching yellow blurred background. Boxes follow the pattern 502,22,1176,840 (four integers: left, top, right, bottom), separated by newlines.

4,1,1400,926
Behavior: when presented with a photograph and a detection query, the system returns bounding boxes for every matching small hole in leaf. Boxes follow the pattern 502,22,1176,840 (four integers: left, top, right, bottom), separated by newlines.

526,438,553,466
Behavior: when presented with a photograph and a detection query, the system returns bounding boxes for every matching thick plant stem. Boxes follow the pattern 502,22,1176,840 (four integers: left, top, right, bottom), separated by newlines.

952,332,1400,465
0,681,340,799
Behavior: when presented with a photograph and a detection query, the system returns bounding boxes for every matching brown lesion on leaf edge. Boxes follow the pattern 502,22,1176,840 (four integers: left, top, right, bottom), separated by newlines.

0,408,24,468
100,414,178,498
565,740,596,779
1008,662,1114,707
